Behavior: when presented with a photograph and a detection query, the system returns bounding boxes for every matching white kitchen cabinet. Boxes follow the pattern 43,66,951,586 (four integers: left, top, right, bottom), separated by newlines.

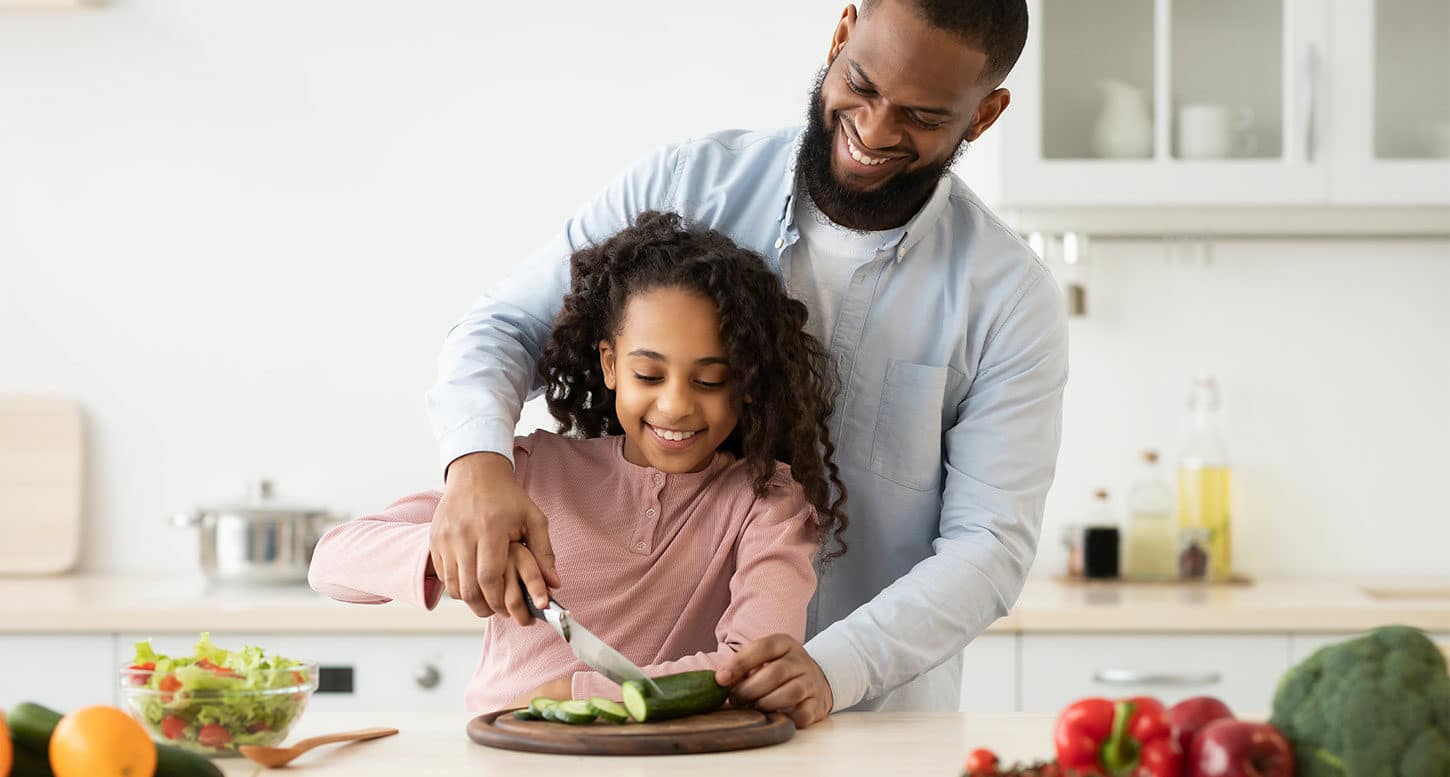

0,635,117,710
1327,0,1450,203
960,634,1018,713
1019,634,1290,715
996,0,1450,208
1289,630,1450,662
120,632,485,714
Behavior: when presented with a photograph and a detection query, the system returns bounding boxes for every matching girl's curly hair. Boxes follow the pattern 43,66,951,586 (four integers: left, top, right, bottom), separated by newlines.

538,210,849,560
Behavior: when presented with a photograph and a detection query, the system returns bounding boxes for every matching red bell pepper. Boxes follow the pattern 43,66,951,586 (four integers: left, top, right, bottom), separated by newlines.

1054,696,1181,777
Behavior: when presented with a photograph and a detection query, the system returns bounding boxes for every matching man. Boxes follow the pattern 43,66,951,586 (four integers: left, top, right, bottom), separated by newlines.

426,0,1067,727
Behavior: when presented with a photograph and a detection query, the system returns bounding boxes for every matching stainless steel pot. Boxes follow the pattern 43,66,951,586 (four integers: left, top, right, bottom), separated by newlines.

171,480,345,585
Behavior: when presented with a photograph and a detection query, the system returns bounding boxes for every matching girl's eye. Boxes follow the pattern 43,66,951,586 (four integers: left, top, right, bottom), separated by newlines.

696,380,727,389
632,374,663,384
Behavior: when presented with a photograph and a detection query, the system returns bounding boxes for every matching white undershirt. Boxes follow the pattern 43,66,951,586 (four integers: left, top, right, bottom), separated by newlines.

787,192,905,347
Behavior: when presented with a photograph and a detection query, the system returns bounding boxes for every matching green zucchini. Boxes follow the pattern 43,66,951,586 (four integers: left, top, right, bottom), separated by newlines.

9,701,222,777
587,697,629,724
551,699,597,724
620,670,728,723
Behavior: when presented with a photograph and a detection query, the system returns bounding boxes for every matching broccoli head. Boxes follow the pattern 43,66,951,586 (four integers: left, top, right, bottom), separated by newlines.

1271,625,1450,777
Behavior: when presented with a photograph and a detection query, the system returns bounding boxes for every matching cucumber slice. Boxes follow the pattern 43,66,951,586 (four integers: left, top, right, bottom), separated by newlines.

528,697,560,719
587,697,630,724
621,670,728,723
552,699,597,724
512,709,542,721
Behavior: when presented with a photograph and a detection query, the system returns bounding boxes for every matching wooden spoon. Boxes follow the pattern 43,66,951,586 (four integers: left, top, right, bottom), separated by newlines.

238,727,399,768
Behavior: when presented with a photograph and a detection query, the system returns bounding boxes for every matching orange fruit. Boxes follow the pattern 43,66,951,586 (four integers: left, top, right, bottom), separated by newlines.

1,709,13,776
49,705,157,777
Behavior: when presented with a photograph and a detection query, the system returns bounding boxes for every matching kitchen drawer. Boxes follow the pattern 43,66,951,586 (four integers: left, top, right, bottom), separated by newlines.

960,634,1017,713
120,632,484,713
1290,631,1450,663
0,635,116,710
1020,634,1290,715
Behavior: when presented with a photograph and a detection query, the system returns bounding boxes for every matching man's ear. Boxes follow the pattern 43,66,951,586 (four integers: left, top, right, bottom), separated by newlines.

598,339,617,390
966,88,1011,142
828,4,858,61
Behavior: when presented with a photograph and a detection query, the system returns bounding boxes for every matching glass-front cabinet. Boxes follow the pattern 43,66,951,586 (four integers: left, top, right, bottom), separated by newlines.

996,0,1450,208
1329,0,1450,203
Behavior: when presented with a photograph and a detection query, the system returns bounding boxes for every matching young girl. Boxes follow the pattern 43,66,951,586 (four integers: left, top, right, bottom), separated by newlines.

308,211,848,712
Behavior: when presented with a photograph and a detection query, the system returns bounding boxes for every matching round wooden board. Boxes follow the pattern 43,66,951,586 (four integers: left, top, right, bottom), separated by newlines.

467,708,795,755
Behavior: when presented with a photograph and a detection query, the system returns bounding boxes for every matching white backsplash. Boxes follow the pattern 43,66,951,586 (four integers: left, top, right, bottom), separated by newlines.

2,1,1447,578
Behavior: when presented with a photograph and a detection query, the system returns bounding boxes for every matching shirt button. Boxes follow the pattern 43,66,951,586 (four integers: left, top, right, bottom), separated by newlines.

897,246,906,259
653,474,663,484
646,508,657,518
634,542,647,552
774,237,785,249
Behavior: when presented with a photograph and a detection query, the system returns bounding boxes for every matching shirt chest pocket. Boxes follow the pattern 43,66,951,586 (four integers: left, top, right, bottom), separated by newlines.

869,360,957,491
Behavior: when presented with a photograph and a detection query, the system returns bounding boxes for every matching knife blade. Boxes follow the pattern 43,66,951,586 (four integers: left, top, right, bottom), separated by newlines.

518,576,665,697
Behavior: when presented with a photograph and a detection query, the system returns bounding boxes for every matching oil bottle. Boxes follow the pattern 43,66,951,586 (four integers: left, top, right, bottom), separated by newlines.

1177,376,1232,580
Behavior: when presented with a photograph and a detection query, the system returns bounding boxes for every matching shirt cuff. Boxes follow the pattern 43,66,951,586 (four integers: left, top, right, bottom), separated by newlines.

438,416,519,476
805,627,869,713
570,672,622,702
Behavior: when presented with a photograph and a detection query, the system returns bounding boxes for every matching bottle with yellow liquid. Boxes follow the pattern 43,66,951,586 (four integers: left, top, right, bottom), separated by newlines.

1177,376,1232,580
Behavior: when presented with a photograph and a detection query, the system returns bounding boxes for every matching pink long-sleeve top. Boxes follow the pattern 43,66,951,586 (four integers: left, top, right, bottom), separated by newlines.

308,431,819,712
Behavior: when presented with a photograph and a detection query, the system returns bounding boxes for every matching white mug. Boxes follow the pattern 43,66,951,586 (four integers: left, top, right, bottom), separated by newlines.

1177,104,1256,159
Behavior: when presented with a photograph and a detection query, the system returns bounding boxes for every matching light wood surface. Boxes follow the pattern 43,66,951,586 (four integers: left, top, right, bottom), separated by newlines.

216,710,1055,776
0,396,83,575
2,575,1449,633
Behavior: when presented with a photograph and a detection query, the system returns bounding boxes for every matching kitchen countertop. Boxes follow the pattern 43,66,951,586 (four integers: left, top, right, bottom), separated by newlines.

212,710,1056,776
2,574,1447,633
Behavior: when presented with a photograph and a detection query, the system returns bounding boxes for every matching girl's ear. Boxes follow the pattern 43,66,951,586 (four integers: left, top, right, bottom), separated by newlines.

598,339,617,390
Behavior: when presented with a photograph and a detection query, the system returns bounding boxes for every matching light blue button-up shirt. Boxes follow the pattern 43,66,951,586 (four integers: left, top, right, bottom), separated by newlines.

427,126,1069,712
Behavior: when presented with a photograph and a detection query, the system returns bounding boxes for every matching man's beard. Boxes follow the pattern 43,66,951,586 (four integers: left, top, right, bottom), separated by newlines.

797,66,967,232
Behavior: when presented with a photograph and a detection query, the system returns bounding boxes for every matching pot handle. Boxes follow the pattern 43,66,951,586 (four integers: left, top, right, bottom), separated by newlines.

170,511,205,528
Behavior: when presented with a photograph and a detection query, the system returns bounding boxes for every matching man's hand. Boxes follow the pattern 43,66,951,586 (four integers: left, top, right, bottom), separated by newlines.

430,451,560,624
508,675,572,710
715,634,833,729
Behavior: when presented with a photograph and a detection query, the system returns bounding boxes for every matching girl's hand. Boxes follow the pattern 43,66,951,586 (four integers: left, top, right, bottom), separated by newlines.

510,675,573,708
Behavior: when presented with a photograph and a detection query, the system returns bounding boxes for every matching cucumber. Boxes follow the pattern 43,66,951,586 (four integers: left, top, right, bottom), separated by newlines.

528,698,559,719
9,702,221,777
587,697,629,724
154,741,225,777
511,709,542,721
7,702,63,754
551,699,597,724
8,746,55,777
620,670,728,723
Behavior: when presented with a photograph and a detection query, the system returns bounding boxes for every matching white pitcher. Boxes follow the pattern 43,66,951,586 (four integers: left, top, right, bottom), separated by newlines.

1092,79,1154,159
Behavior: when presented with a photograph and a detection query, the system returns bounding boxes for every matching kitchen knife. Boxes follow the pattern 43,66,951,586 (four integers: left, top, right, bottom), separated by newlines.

518,576,665,697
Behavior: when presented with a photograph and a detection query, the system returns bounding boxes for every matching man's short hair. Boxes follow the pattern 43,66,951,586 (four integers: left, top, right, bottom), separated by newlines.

862,0,1030,86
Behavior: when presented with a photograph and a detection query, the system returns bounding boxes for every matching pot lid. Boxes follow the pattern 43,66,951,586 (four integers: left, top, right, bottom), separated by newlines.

201,479,332,517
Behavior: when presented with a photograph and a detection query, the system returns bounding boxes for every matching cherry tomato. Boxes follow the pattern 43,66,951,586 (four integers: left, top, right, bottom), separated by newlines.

197,723,232,748
160,715,185,740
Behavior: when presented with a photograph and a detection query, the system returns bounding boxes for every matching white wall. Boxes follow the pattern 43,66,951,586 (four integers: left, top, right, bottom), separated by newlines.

2,1,1446,578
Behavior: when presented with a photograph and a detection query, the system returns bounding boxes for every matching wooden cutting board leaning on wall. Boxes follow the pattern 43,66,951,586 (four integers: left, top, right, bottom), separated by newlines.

0,396,84,574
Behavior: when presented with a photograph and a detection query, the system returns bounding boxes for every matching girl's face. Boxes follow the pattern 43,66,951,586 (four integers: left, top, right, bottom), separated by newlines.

599,286,740,474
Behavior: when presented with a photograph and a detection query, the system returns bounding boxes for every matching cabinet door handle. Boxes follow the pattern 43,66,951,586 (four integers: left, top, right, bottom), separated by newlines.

1299,43,1321,162
1092,669,1222,686
413,663,441,690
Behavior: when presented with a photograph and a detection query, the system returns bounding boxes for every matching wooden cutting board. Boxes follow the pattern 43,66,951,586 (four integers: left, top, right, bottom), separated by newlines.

467,708,795,755
0,396,84,574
